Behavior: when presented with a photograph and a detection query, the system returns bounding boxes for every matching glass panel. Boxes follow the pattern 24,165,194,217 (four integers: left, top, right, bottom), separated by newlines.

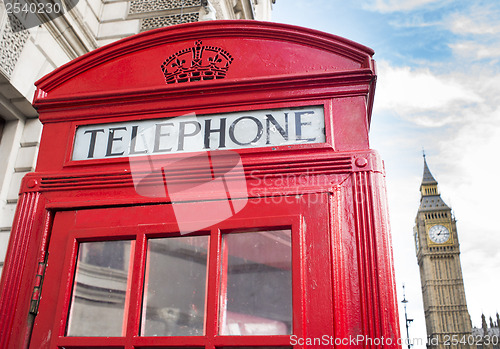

66,240,134,337
141,235,209,336
219,230,292,336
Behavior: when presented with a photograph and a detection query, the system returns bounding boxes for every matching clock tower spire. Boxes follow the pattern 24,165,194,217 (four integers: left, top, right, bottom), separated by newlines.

414,155,473,349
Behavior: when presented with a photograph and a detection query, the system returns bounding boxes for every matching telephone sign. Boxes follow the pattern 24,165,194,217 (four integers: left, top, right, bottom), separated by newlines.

72,106,325,160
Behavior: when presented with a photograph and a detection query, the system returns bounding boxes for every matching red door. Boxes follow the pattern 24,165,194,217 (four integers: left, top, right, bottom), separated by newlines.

29,193,332,348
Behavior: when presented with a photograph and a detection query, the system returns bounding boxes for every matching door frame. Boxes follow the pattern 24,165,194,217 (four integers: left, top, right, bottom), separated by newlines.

29,194,332,348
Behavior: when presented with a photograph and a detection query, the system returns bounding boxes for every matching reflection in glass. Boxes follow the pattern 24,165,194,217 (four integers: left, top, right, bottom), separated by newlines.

220,230,292,336
66,240,134,337
141,236,209,336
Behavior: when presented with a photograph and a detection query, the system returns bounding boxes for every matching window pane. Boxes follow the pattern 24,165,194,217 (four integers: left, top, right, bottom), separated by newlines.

219,230,292,335
141,235,209,336
66,240,134,337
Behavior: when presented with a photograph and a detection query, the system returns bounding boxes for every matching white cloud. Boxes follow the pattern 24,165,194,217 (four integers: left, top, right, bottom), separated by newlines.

387,16,441,28
449,16,500,35
374,61,482,126
447,5,500,35
449,41,500,61
445,4,500,62
363,0,442,13
438,104,500,221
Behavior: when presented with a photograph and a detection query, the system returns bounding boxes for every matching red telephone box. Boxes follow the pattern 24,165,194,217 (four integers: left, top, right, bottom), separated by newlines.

0,21,400,349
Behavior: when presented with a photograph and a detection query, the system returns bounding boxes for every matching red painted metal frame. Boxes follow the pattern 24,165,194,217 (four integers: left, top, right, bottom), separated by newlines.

0,20,399,349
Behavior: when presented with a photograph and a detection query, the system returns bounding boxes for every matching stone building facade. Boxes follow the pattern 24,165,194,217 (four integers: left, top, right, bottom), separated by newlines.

0,0,275,275
472,314,500,349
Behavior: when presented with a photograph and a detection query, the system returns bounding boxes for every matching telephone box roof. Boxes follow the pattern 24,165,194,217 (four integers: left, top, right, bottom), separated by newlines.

33,20,376,120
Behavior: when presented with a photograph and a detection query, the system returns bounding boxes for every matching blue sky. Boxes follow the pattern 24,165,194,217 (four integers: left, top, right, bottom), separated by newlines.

273,0,500,346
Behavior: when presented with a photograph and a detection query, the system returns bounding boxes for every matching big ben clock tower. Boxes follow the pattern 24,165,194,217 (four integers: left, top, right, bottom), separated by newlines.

414,155,473,349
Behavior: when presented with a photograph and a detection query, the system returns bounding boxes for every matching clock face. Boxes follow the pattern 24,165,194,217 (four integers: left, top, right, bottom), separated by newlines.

428,224,450,244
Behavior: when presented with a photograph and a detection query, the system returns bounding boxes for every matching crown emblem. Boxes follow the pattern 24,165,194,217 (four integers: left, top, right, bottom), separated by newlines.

161,40,234,84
